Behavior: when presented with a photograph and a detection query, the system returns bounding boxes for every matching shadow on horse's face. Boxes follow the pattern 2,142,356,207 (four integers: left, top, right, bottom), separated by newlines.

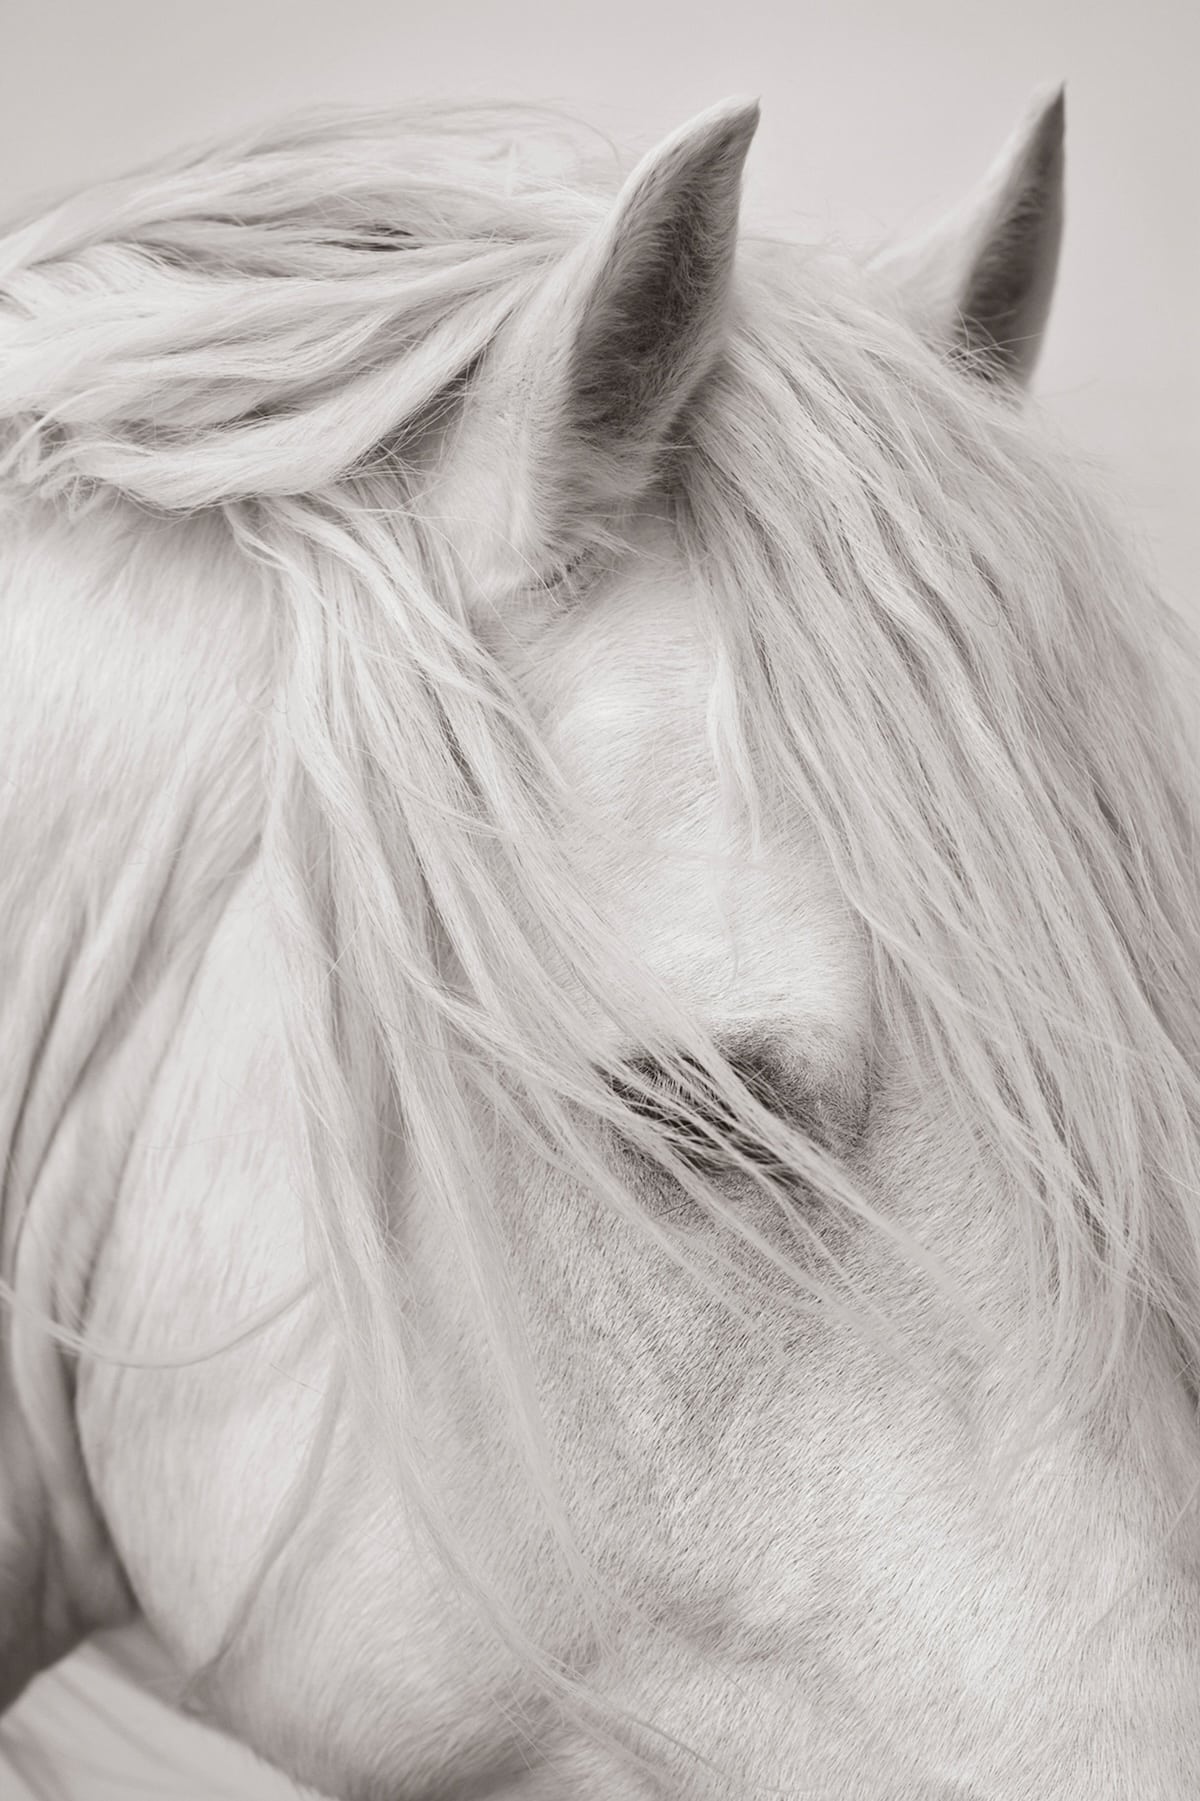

5,88,1200,1801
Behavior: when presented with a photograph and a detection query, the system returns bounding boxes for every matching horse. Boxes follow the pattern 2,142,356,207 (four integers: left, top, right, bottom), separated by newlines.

1,85,1199,1800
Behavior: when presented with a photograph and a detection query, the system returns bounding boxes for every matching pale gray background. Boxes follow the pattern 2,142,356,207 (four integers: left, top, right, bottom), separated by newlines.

1,0,1195,1794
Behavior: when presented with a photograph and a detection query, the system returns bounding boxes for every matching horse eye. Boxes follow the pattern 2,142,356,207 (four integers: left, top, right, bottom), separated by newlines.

610,1049,788,1175
610,1040,870,1174
542,549,590,592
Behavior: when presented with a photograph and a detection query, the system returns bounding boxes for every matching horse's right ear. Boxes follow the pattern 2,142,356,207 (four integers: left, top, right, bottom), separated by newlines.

536,97,759,512
432,98,758,599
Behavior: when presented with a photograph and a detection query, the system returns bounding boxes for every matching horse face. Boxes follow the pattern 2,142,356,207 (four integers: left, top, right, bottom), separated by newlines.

448,522,1200,1796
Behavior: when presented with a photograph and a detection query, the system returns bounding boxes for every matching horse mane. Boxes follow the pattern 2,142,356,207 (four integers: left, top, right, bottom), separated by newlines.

2,102,1199,1726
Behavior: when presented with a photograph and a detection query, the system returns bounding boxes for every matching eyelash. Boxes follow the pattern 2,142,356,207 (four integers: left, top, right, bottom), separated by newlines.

542,549,590,593
611,1055,786,1176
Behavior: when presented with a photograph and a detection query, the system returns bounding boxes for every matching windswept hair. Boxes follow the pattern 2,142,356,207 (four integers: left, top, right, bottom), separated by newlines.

2,103,1199,1747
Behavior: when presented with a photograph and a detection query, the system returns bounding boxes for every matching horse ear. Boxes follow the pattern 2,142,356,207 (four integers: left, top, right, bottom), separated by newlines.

436,98,758,595
874,89,1065,388
543,96,759,504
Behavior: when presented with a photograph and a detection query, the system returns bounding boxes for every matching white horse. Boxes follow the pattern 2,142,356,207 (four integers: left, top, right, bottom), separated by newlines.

2,89,1199,1799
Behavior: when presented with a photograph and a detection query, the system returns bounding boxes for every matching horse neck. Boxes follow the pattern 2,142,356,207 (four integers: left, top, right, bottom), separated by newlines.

0,495,269,1587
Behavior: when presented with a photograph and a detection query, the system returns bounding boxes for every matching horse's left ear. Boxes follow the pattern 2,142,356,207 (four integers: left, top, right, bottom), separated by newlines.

434,98,758,596
874,88,1065,388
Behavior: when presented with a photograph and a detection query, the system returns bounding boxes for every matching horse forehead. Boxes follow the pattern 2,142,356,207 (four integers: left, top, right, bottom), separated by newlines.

524,551,869,1033
534,551,719,782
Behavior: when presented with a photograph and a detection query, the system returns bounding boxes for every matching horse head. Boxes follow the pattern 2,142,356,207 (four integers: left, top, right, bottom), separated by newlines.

2,90,1199,1798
